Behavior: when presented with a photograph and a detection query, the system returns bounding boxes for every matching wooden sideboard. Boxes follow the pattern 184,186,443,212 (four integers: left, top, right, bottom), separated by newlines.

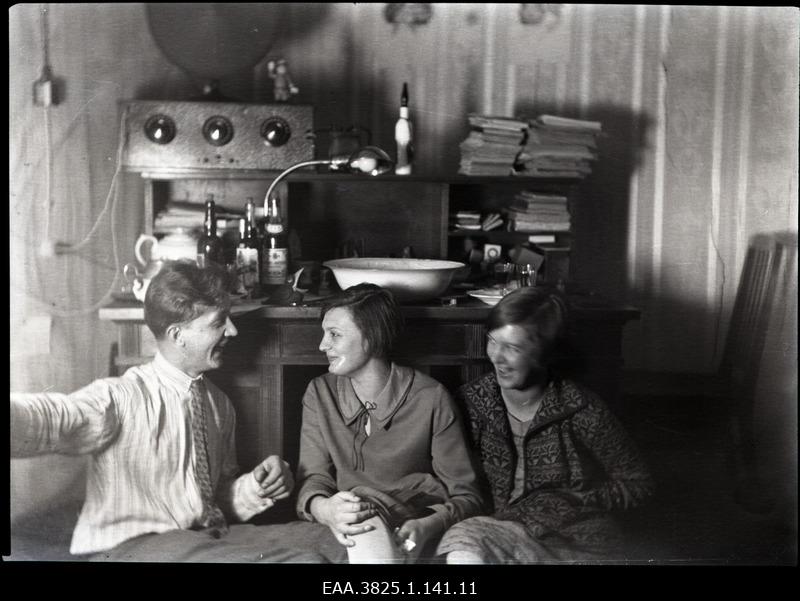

100,295,639,471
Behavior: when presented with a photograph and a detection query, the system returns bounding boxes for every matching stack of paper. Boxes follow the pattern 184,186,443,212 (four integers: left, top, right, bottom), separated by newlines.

514,114,602,178
450,210,482,231
458,114,528,176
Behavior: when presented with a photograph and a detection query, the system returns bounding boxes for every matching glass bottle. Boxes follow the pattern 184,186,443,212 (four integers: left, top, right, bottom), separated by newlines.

236,198,260,296
260,196,289,291
197,194,225,267
395,82,413,175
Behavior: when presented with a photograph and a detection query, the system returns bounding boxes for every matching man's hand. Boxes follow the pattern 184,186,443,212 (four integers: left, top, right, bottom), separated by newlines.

309,491,379,546
251,455,294,501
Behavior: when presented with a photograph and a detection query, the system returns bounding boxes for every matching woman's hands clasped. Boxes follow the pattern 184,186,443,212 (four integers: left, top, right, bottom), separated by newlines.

310,491,379,546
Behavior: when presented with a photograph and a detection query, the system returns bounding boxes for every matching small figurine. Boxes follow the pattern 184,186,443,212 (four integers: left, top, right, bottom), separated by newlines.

384,3,434,32
267,58,299,102
519,4,562,29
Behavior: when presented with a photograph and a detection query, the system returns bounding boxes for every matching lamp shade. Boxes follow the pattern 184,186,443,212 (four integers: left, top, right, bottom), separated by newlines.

345,146,394,175
263,146,394,207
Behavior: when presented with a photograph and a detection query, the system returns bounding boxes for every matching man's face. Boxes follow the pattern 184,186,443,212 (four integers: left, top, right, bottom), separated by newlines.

176,307,238,377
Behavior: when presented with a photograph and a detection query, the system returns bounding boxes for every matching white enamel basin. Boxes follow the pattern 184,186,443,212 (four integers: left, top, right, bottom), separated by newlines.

323,258,465,302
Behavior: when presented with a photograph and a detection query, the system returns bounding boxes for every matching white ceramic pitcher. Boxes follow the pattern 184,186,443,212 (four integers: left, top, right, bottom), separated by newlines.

127,230,197,301
134,229,197,265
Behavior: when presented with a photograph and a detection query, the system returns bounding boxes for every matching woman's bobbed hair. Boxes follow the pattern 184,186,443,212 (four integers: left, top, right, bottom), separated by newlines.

487,286,574,380
320,283,404,359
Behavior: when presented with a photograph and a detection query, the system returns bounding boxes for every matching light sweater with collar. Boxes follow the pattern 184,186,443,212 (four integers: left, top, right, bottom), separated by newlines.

295,363,485,533
11,353,270,555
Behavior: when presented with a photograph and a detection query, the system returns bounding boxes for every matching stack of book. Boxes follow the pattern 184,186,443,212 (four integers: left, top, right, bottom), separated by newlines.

450,211,505,233
503,191,571,234
514,114,601,178
458,114,528,175
154,201,242,235
450,210,482,231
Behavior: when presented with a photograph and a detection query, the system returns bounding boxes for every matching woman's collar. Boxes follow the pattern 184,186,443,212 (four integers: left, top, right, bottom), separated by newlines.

337,363,415,426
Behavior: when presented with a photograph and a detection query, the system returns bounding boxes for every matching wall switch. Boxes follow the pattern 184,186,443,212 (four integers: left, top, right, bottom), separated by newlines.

33,66,60,107
33,78,54,107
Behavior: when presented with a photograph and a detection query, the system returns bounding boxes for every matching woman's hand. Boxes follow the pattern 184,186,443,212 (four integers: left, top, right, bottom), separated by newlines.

310,491,379,546
394,513,444,561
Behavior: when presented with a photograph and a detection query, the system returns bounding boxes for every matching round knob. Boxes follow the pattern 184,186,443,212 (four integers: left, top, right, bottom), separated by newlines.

261,116,291,147
143,114,176,144
202,116,234,146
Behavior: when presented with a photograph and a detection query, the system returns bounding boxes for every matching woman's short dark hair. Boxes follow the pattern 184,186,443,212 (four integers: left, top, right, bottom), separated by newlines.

320,283,403,359
144,260,235,340
488,286,572,376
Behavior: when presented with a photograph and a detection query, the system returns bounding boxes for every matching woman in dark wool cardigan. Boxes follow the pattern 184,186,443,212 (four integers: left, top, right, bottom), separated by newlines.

436,286,654,564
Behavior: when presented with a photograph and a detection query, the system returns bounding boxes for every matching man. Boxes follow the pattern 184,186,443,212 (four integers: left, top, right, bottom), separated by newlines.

10,260,323,562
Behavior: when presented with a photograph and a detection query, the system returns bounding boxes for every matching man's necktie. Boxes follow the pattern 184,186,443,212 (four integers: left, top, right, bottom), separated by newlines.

190,379,228,532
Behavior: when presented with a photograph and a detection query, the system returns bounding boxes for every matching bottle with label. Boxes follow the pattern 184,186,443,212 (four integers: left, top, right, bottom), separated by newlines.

395,82,413,175
196,194,225,268
261,196,289,292
236,198,260,297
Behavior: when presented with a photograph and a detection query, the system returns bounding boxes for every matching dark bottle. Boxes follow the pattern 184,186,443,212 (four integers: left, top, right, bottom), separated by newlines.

197,194,225,268
236,198,260,296
260,196,289,291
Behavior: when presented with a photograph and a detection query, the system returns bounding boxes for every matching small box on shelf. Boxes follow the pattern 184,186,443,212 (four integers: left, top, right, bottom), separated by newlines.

535,243,571,284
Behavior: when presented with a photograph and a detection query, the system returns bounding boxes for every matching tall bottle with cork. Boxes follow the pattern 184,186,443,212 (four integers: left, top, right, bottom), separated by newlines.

197,194,225,267
395,82,413,175
260,195,289,294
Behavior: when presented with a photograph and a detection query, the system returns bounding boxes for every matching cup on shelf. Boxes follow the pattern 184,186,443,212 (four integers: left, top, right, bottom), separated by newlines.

515,263,535,287
494,262,517,292
493,262,536,292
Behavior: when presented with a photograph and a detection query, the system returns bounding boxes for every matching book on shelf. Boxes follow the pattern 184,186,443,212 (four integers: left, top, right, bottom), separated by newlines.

509,220,571,232
467,114,529,131
504,208,569,223
513,167,588,178
515,191,568,203
453,223,482,231
481,212,503,231
518,145,598,160
507,204,569,216
533,114,602,132
517,158,595,173
458,165,516,176
460,155,519,166
527,127,599,148
528,233,557,244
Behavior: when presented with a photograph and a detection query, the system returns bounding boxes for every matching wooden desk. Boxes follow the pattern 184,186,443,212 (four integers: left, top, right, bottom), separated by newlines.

99,296,639,469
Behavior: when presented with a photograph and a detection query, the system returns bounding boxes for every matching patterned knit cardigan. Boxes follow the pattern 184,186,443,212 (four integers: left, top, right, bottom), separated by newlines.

456,373,654,551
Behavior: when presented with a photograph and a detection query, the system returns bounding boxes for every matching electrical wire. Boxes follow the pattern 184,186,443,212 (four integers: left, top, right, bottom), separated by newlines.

41,3,52,243
41,111,126,317
29,103,127,317
60,111,125,253
16,3,125,319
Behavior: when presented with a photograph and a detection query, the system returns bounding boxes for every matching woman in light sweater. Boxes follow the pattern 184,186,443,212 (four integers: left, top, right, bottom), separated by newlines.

295,283,484,563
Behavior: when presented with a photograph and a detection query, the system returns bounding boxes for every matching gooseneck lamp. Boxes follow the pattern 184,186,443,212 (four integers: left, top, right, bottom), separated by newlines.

262,145,394,211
